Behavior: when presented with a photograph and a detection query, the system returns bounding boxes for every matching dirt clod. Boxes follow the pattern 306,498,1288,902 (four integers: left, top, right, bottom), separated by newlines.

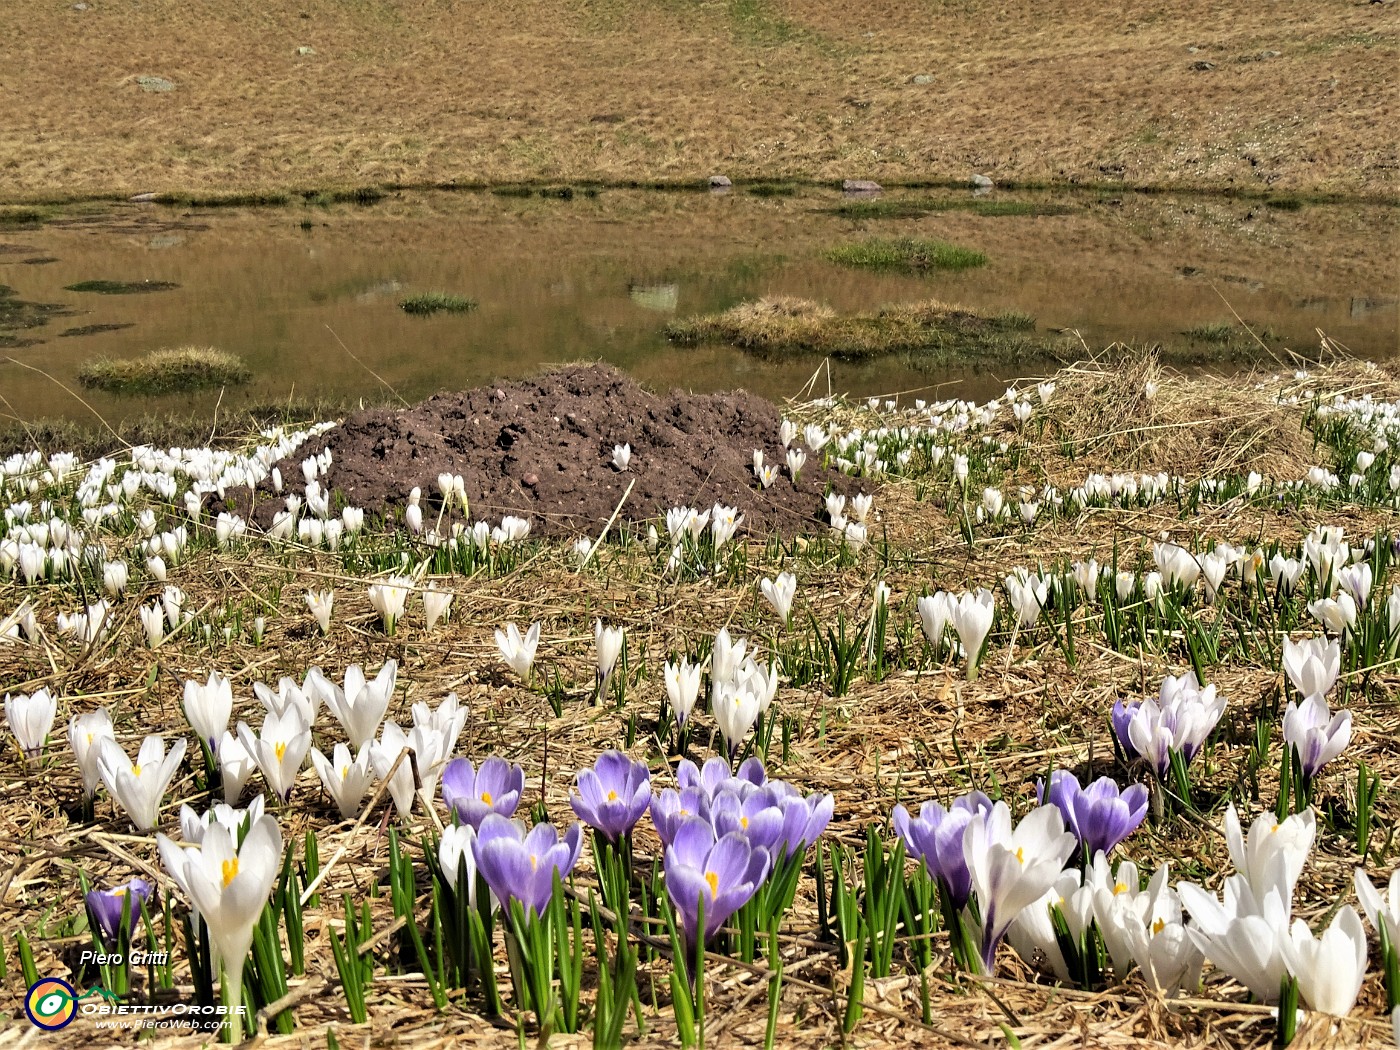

238,364,859,539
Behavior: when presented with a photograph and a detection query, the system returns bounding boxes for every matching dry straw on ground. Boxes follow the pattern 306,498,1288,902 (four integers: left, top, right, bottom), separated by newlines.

1,350,1398,1048
1,0,1395,201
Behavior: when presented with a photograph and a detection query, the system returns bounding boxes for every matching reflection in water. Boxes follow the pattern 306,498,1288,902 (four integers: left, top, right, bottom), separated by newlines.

0,188,1395,423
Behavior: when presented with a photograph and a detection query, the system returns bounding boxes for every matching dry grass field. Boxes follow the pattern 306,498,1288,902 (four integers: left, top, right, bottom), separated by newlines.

2,0,1396,202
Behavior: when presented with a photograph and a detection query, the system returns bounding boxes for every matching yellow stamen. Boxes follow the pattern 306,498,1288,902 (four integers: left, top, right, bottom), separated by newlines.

1015,846,1025,864
607,790,618,802
222,858,239,887
275,741,287,763
132,764,142,777
740,816,749,829
339,765,349,780
86,732,93,745
529,854,538,872
1152,918,1165,935
481,790,493,805
705,871,719,900
1113,882,1128,895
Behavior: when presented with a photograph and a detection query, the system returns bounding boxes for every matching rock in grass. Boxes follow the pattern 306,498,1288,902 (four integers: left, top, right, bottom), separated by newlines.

77,346,251,395
398,292,477,315
971,174,994,188
842,179,882,194
708,175,732,189
136,76,175,92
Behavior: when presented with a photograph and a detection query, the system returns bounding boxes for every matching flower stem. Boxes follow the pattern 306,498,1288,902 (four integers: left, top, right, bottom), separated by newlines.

220,963,243,1044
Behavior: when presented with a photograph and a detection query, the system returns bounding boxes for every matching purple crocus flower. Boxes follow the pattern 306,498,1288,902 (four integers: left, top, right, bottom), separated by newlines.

891,790,994,909
771,788,834,859
650,786,711,848
440,756,526,830
677,756,766,801
664,815,770,945
1111,699,1139,759
570,751,651,844
709,788,786,853
87,878,153,943
1036,769,1148,859
473,814,583,918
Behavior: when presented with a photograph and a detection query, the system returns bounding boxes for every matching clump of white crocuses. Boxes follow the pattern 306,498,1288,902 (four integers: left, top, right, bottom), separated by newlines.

97,734,188,831
6,687,57,760
759,571,797,628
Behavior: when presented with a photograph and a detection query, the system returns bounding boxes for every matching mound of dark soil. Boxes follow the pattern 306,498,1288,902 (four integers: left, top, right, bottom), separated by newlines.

233,364,860,540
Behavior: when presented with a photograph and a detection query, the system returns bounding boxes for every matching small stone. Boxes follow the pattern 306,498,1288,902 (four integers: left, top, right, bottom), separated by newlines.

1257,49,1280,59
911,74,933,85
1190,60,1215,71
128,191,158,203
137,76,175,92
495,388,507,401
522,472,539,488
296,46,316,56
842,179,882,194
708,175,732,188
72,2,88,10
971,173,994,188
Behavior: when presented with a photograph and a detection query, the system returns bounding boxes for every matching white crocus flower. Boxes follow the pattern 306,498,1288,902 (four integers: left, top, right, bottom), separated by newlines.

67,707,115,799
6,687,57,759
1178,874,1290,1003
964,802,1077,974
713,681,761,758
1094,862,1201,993
1269,553,1304,597
305,589,334,635
664,658,703,729
422,589,453,631
102,560,128,597
952,589,995,681
1223,804,1314,910
785,448,806,481
495,622,541,681
310,661,397,749
157,814,283,1037
917,591,956,655
1354,868,1400,968
183,672,233,756
370,720,451,818
368,575,412,634
216,730,257,805
411,692,467,756
137,604,165,646
1280,906,1368,1018
98,734,188,831
759,571,797,627
236,708,312,803
1307,593,1357,636
594,619,624,697
310,742,375,819
612,444,631,471
1281,636,1341,700
1282,696,1351,779
1007,867,1090,982
438,823,482,906
252,675,319,727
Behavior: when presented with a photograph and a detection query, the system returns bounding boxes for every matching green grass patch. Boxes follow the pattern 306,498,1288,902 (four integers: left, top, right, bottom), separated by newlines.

826,237,987,273
399,292,478,315
1263,197,1304,211
746,182,798,197
77,346,251,395
826,197,1076,220
0,207,50,227
152,191,293,207
64,279,180,295
1183,322,1238,343
665,295,1042,364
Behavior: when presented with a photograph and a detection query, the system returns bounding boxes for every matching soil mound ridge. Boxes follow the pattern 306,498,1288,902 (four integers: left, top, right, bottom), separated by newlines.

237,364,859,540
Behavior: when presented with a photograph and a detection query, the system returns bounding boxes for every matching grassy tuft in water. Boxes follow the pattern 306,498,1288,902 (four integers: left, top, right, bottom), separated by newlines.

828,197,1076,220
665,295,1041,364
826,237,987,273
399,292,478,315
77,346,251,394
64,279,181,294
